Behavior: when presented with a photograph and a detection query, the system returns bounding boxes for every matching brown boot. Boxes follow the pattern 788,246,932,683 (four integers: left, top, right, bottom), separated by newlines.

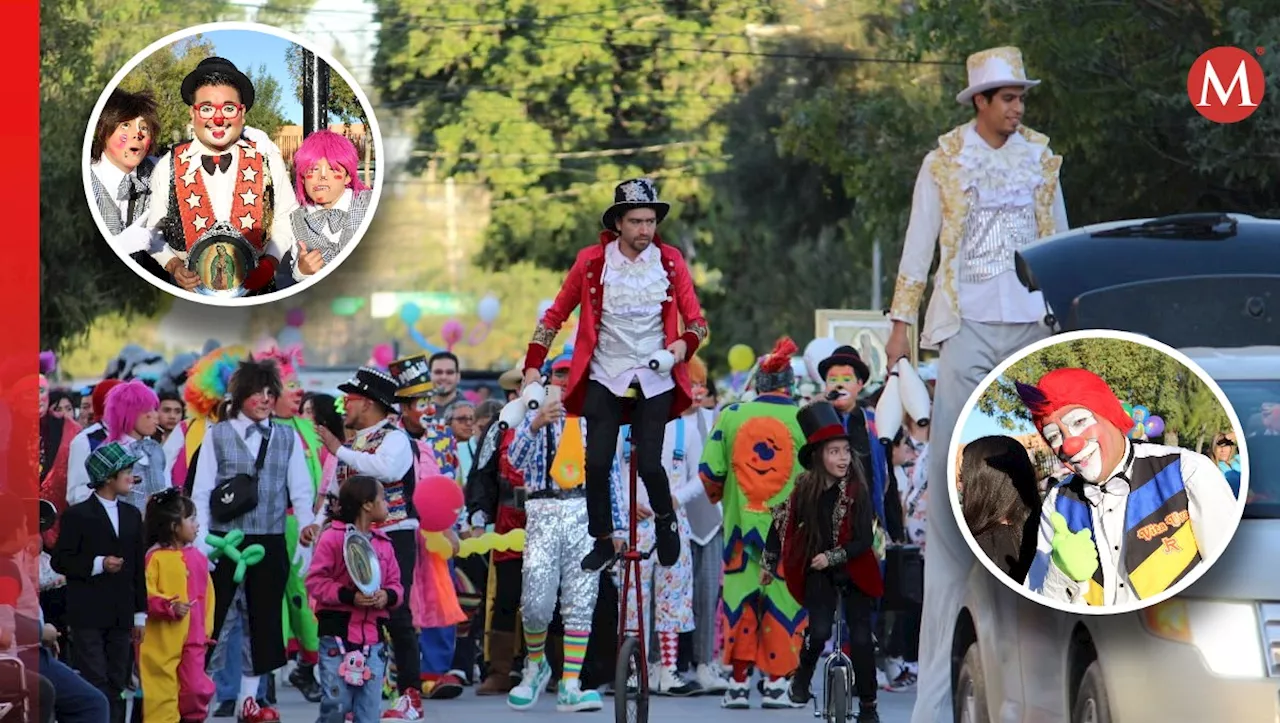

545,633,564,693
478,630,516,696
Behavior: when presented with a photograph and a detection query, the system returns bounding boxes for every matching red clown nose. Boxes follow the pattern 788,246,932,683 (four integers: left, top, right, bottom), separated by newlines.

1061,436,1086,458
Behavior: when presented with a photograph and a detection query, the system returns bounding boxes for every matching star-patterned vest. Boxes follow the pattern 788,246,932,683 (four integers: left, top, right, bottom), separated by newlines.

335,422,418,529
160,138,273,256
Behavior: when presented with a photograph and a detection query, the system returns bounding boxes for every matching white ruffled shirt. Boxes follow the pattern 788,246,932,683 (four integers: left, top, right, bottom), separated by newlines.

954,126,1058,324
589,240,674,399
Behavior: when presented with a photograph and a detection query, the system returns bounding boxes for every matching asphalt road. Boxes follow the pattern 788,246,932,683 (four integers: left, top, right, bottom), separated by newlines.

266,678,919,722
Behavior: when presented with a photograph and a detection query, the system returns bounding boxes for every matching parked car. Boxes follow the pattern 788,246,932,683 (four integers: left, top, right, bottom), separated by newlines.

949,215,1280,723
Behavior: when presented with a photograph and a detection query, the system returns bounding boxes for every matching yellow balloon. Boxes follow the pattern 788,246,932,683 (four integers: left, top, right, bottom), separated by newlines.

421,529,527,559
728,344,755,373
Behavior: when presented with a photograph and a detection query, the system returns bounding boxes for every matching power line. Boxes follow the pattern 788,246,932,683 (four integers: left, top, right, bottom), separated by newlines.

408,140,712,160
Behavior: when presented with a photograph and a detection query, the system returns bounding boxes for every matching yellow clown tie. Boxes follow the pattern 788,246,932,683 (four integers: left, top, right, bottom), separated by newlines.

550,416,586,490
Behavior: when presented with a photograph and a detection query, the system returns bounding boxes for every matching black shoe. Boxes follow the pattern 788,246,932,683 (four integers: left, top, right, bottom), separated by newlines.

213,700,235,718
290,663,323,703
654,513,680,567
857,704,880,722
581,538,617,573
789,663,815,705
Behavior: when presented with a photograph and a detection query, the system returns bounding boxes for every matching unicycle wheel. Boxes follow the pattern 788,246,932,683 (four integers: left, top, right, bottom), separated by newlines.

825,665,849,723
615,636,649,723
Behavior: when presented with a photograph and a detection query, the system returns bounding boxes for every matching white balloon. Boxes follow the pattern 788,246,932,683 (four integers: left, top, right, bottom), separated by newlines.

478,294,501,324
803,337,840,381
874,373,903,444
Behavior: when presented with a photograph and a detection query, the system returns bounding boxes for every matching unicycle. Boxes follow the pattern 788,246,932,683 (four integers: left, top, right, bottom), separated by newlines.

813,590,854,723
612,386,654,723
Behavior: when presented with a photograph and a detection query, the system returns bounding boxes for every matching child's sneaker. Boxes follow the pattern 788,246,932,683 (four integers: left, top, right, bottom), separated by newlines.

653,665,701,696
720,679,750,709
556,679,604,712
380,688,424,721
760,677,797,709
237,698,279,723
507,657,552,710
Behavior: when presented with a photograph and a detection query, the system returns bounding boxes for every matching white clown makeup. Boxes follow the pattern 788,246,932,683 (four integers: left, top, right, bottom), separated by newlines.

103,116,152,173
823,366,862,413
1040,405,1124,484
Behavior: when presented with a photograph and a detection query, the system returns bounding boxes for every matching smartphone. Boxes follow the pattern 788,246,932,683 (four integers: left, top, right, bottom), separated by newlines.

545,384,563,405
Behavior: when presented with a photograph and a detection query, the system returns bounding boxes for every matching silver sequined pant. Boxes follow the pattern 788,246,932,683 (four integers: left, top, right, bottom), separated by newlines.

521,497,600,631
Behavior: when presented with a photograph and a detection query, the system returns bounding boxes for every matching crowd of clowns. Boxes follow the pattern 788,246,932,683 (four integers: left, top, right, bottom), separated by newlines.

22,332,935,723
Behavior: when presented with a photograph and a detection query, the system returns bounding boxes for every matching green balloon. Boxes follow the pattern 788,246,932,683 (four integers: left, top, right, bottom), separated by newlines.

207,530,265,583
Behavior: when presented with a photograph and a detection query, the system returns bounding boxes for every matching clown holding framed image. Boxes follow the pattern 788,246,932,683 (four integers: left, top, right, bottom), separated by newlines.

949,330,1248,614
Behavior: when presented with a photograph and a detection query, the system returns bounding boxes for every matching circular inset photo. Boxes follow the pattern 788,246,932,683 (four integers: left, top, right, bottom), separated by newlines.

82,21,383,306
949,330,1250,615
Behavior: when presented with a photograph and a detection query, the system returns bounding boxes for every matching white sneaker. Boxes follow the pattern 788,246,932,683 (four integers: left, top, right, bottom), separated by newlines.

884,656,904,681
507,658,552,710
721,679,750,709
696,663,729,693
654,665,701,696
760,677,793,709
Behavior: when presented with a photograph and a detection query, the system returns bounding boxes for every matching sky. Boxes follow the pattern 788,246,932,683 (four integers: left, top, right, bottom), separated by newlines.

205,30,303,123
959,407,1034,444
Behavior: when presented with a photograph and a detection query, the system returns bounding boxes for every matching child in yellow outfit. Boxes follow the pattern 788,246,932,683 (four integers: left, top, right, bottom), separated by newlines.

140,489,216,722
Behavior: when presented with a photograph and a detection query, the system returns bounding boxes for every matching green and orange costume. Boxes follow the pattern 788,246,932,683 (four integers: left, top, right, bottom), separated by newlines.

699,341,807,681
276,415,321,664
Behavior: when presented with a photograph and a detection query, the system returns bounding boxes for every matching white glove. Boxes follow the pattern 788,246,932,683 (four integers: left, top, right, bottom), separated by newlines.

241,126,283,157
113,223,155,256
293,542,313,572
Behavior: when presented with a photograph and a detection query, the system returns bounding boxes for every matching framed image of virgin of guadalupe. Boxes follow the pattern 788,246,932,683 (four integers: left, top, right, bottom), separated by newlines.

814,309,919,389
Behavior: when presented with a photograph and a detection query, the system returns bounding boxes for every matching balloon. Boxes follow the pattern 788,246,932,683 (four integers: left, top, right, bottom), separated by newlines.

727,344,755,373
276,326,304,350
803,337,839,382
441,319,465,347
422,529,527,559
1121,402,1134,418
1131,405,1150,423
285,308,306,328
400,302,422,325
413,474,465,532
1146,416,1165,437
370,343,394,368
536,299,554,319
206,530,266,584
477,295,501,324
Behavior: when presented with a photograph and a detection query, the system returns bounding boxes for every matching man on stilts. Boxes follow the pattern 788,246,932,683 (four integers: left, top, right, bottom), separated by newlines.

880,47,1069,723
520,178,709,574
699,338,807,709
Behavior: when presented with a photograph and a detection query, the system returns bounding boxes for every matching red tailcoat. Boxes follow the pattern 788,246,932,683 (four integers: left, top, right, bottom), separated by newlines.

524,232,709,422
40,415,81,544
778,482,884,605
493,428,526,564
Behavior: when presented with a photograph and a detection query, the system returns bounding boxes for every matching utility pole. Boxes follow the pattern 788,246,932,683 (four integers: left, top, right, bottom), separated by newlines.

871,239,882,311
445,176,460,291
301,49,330,136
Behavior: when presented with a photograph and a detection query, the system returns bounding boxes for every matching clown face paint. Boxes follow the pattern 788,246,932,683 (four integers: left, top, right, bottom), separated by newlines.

104,116,152,173
824,365,863,413
242,387,277,422
399,397,432,435
302,158,351,208
274,376,304,419
191,84,245,152
1040,405,1124,483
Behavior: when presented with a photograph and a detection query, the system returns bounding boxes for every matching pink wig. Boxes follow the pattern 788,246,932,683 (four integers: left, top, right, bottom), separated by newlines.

253,345,304,382
104,380,159,442
293,130,368,205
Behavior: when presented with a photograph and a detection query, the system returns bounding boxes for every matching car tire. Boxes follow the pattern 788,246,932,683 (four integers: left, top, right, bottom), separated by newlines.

1071,660,1111,723
953,642,990,723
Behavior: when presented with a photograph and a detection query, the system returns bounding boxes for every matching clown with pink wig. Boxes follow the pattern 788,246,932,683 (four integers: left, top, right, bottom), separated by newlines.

287,130,372,283
1018,367,1237,607
252,343,324,701
100,380,168,511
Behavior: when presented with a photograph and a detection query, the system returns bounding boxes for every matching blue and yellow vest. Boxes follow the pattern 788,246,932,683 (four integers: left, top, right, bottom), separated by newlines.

1053,445,1201,605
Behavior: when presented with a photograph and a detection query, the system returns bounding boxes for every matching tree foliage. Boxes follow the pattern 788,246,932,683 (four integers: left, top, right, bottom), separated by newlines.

974,338,1231,452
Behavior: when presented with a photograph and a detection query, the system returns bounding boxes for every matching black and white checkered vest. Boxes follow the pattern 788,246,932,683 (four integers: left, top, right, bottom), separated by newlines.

209,420,296,535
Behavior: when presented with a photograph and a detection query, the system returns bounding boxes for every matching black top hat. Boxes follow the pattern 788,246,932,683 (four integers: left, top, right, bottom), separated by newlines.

797,401,852,470
338,367,400,411
818,345,871,384
181,57,256,112
388,354,434,400
601,178,671,231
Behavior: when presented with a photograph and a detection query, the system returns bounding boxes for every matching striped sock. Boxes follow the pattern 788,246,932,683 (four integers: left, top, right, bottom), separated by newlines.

525,627,548,665
562,629,590,681
659,631,679,668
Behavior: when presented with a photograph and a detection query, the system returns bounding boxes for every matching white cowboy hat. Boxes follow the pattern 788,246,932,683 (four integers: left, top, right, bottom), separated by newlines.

955,46,1041,105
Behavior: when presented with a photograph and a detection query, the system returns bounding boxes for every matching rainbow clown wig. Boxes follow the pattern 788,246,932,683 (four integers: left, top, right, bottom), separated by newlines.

292,129,369,206
184,345,249,420
1015,368,1136,435
104,380,159,442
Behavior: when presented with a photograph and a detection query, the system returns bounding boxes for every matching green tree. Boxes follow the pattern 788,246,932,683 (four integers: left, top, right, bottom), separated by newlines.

118,36,216,147
974,339,1230,444
243,64,289,138
285,44,369,126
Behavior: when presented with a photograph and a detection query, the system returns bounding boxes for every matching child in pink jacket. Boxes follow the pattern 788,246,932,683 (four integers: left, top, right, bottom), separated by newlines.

305,475,403,723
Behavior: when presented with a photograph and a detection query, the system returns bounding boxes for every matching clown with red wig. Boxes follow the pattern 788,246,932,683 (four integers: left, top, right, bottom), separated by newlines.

1018,368,1237,606
287,130,372,284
